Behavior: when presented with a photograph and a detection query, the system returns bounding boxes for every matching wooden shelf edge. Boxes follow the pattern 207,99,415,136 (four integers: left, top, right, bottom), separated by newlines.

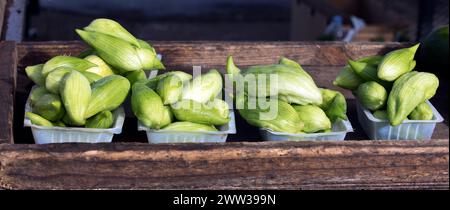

1,140,448,190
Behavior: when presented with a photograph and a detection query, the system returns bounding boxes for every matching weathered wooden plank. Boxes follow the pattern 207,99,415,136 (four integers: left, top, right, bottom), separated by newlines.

0,0,6,36
0,140,447,190
0,41,16,144
16,41,408,69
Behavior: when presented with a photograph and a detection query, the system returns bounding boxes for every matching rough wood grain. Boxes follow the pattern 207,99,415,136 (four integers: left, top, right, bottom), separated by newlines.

16,41,408,69
0,140,448,190
0,41,16,144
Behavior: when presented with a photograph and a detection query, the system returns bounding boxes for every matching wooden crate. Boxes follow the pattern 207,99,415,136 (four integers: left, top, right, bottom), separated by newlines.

0,41,448,190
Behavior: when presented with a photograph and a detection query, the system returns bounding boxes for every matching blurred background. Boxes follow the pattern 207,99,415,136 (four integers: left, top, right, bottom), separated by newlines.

1,0,448,42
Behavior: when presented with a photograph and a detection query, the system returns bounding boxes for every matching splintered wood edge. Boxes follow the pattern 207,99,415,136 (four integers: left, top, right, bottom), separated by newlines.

0,140,448,190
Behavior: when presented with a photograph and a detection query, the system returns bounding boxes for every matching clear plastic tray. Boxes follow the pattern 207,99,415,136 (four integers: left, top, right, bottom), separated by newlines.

138,111,236,143
24,88,125,144
356,100,443,140
260,119,353,141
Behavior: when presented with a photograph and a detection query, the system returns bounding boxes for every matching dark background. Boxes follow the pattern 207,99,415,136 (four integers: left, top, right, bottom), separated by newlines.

2,0,449,42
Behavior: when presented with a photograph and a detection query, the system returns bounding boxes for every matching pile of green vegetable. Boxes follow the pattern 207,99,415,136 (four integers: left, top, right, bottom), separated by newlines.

25,18,165,128
227,56,347,134
131,70,230,131
333,44,439,126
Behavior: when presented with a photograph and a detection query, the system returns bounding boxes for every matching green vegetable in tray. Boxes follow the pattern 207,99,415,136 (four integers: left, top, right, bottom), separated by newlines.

86,110,115,128
408,102,434,121
227,56,322,105
378,44,420,81
162,122,218,132
387,71,439,126
171,99,230,126
293,105,331,133
356,81,387,111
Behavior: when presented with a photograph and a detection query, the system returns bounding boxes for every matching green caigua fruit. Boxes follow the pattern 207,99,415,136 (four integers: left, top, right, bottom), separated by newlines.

378,44,420,81
45,67,72,94
168,71,192,82
53,121,66,127
326,92,348,122
78,48,96,58
76,29,165,71
279,57,302,69
125,70,147,86
26,112,53,127
181,69,223,103
143,71,192,90
409,60,416,71
60,70,91,126
137,39,156,54
85,75,130,118
81,71,103,83
157,74,185,105
85,110,115,128
29,86,49,106
32,93,65,121
357,55,384,66
131,83,166,129
161,106,174,127
171,99,230,126
227,56,322,105
319,88,347,122
356,81,388,111
42,55,97,76
162,122,218,132
333,65,364,90
387,71,439,126
348,60,392,89
25,64,45,86
156,71,193,105
237,94,304,133
408,102,434,120
84,55,117,77
83,18,140,47
373,110,388,120
293,105,331,133
62,113,73,126
318,88,339,110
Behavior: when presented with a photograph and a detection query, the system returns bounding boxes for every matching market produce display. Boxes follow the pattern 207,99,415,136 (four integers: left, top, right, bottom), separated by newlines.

227,56,348,134
24,18,164,129
334,44,440,126
132,70,230,131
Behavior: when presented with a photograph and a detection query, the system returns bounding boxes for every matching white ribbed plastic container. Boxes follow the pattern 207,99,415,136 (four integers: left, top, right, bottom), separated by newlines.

138,111,236,143
24,91,125,144
356,100,443,140
260,119,353,141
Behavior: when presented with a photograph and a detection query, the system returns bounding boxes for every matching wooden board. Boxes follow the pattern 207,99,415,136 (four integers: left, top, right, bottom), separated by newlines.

0,140,448,190
1,41,448,189
0,41,16,144
16,41,407,69
0,0,6,36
